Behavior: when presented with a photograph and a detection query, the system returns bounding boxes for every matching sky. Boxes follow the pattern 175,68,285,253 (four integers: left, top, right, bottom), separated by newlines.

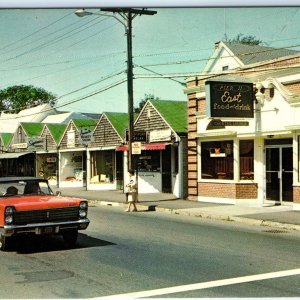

0,6,300,114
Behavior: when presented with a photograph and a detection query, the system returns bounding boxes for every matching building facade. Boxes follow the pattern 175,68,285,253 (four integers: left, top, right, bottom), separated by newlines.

185,41,300,209
125,100,187,198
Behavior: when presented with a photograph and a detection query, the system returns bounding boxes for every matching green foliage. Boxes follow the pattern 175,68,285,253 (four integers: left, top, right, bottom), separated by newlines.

0,85,56,113
134,94,160,113
227,34,263,46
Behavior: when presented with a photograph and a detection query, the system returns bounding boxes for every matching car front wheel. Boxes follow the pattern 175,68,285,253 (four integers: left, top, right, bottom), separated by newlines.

0,234,10,251
62,230,78,247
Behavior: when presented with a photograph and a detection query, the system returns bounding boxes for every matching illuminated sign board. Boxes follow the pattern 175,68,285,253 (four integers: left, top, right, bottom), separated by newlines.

205,81,254,118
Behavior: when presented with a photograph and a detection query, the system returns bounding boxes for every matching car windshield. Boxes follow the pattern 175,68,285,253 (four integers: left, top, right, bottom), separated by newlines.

0,179,54,197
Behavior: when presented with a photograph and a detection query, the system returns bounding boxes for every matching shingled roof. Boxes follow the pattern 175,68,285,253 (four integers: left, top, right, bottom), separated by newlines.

149,100,187,135
104,112,129,138
223,41,300,65
72,119,98,131
0,133,13,146
45,123,67,144
20,122,44,137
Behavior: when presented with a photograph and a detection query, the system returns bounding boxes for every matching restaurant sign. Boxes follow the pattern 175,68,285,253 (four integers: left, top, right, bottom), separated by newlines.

205,81,254,118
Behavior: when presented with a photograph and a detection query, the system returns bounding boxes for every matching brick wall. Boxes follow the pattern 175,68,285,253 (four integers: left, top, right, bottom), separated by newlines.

198,182,258,199
236,183,258,199
187,89,199,201
293,186,300,203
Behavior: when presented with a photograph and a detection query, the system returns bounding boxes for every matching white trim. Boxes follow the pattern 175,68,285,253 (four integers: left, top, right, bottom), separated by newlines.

293,203,300,211
197,196,235,205
91,146,117,151
59,148,87,153
196,130,237,138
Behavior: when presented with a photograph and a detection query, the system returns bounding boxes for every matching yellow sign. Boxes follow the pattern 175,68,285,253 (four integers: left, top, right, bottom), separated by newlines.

132,142,141,155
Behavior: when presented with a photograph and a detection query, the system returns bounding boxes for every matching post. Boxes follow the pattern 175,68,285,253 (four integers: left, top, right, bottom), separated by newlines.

99,8,157,173
126,12,134,172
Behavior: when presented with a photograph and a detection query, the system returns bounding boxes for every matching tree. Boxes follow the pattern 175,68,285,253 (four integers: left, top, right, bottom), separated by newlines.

0,85,56,113
227,34,263,46
134,94,160,113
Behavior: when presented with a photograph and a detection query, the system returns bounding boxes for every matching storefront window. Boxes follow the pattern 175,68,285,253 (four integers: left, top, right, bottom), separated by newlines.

93,150,114,182
239,140,254,180
138,150,160,172
201,141,233,180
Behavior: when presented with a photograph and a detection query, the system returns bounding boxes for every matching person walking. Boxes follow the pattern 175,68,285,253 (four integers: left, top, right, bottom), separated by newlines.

125,169,138,212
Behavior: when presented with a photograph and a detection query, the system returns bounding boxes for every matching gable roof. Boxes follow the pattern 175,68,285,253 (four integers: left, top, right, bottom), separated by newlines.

42,111,100,124
0,133,13,146
45,123,67,144
104,112,129,137
72,119,98,131
222,41,299,65
20,122,44,137
149,100,187,134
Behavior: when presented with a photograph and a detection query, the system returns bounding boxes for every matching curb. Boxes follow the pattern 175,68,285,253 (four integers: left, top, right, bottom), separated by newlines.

89,200,300,232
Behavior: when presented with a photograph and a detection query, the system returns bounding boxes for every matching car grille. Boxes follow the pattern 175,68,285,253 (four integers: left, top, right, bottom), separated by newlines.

13,206,80,225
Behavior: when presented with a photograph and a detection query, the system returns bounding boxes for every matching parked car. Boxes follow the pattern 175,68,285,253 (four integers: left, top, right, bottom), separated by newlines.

0,177,90,251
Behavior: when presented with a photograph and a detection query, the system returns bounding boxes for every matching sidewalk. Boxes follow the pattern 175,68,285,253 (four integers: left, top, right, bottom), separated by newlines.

55,187,300,231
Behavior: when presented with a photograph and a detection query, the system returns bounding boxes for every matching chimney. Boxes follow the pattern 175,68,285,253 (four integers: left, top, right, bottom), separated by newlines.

214,41,221,49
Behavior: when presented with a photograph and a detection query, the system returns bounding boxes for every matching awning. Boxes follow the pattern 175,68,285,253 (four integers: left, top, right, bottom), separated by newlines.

0,152,33,159
143,143,167,150
116,143,169,152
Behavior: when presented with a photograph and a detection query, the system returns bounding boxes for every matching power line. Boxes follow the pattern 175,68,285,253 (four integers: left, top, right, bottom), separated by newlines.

0,67,127,114
0,15,106,63
134,63,300,81
0,51,125,71
0,11,73,52
0,78,127,120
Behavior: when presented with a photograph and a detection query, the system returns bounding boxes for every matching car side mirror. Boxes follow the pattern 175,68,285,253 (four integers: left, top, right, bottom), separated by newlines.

56,191,62,196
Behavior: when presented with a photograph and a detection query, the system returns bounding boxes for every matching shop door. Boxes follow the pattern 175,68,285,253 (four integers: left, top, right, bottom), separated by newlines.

116,151,124,190
162,145,172,193
265,146,293,203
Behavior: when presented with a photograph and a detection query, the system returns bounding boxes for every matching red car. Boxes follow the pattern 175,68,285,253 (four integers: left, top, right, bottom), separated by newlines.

0,177,90,251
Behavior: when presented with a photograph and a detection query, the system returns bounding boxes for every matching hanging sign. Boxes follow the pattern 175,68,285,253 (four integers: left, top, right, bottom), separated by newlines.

79,127,94,144
27,137,45,151
132,142,141,155
67,130,75,148
11,143,27,149
205,81,254,118
149,129,171,142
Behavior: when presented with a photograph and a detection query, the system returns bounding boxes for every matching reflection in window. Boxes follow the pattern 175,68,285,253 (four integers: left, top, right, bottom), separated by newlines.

239,140,254,180
201,141,233,180
138,150,160,172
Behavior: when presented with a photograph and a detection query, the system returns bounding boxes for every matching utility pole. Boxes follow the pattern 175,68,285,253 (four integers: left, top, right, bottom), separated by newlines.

101,8,157,172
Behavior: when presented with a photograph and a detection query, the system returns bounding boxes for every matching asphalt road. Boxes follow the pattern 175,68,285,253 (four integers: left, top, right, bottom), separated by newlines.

1,205,300,298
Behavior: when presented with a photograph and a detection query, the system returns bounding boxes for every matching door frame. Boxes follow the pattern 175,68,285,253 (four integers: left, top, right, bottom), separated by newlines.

264,144,293,205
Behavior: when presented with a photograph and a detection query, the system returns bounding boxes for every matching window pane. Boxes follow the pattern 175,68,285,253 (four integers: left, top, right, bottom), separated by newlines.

239,140,254,180
201,141,233,180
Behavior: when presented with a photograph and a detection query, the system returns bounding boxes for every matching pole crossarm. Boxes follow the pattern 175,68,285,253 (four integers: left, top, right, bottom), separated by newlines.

101,8,157,16
74,7,157,173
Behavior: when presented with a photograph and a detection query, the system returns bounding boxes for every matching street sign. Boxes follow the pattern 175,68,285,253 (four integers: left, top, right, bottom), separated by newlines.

132,142,141,155
125,130,147,142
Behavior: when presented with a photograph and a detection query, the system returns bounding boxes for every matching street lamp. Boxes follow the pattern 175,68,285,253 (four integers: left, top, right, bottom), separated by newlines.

74,8,156,174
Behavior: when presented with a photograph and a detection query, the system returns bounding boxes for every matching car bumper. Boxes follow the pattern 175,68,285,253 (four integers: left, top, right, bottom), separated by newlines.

0,219,90,237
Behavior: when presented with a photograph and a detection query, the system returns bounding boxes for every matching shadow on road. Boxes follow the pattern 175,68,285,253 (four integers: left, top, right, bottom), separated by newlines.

5,233,116,254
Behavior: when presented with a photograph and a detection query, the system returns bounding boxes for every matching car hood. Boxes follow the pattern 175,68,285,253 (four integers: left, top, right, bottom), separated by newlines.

0,195,85,210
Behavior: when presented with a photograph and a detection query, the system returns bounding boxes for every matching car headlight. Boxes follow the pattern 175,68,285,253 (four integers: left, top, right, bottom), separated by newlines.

79,201,88,210
5,206,15,225
79,201,88,219
79,210,87,218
